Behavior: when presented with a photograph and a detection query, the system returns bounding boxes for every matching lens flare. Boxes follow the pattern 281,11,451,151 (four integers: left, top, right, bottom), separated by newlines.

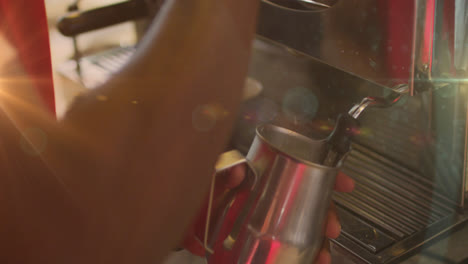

282,87,319,123
192,103,229,132
20,127,48,156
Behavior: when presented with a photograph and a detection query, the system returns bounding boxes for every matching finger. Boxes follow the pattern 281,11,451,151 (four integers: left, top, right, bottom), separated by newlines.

334,172,355,193
325,203,341,239
224,164,246,188
316,248,331,264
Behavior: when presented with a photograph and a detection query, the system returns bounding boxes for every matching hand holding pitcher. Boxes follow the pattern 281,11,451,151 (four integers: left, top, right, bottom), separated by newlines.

184,123,356,264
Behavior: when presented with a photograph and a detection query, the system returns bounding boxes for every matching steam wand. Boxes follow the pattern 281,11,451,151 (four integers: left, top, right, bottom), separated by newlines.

323,85,409,166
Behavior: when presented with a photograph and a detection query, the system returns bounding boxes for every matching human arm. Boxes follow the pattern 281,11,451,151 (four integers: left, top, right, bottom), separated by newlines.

0,0,260,263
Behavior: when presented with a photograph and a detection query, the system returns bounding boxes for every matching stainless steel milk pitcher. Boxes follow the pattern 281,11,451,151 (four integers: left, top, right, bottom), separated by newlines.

197,123,351,264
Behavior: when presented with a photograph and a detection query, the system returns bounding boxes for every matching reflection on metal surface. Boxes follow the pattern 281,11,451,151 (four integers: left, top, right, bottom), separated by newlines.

206,125,341,264
257,0,414,90
258,0,468,95
263,0,337,10
348,85,408,119
409,0,435,95
296,0,333,8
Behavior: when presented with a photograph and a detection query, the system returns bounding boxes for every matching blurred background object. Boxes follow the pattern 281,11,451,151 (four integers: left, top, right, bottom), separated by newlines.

45,0,138,118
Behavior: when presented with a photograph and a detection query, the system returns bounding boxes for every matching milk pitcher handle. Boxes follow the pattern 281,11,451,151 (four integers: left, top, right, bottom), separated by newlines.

202,150,257,254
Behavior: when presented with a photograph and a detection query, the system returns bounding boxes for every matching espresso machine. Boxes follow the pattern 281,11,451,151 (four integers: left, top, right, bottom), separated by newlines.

56,0,468,263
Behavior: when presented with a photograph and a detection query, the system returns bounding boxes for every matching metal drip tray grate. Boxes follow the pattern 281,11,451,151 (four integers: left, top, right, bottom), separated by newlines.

332,144,467,263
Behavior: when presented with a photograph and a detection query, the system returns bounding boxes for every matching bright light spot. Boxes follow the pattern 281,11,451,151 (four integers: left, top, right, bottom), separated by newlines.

192,103,228,132
282,87,319,123
96,95,108,101
359,127,372,136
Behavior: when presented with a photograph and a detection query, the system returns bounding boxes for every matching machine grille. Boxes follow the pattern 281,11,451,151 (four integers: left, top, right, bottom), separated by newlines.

332,143,459,261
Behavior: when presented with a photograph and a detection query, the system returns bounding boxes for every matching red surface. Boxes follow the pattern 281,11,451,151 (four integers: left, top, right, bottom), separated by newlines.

443,0,455,74
0,0,56,115
182,175,251,259
382,0,415,86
